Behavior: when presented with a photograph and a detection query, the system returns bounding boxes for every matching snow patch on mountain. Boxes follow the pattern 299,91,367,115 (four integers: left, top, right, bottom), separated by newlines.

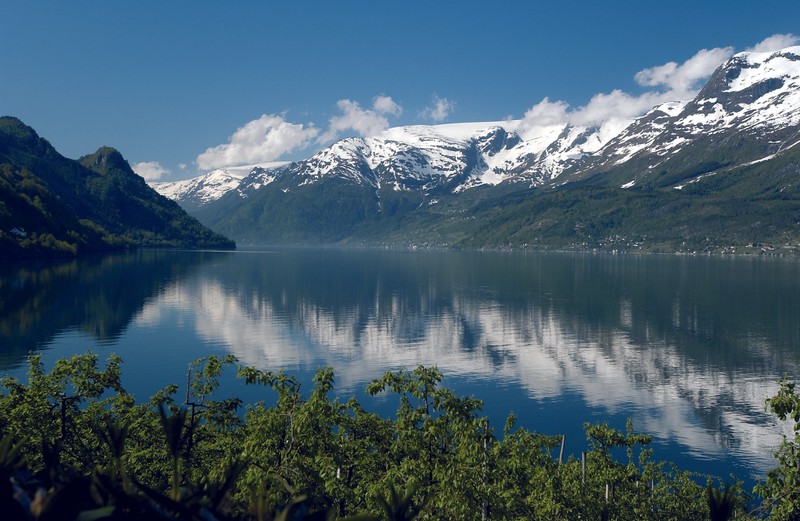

424,121,520,140
728,46,800,92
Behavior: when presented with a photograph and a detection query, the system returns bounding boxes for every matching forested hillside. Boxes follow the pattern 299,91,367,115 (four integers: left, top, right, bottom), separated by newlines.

0,117,234,258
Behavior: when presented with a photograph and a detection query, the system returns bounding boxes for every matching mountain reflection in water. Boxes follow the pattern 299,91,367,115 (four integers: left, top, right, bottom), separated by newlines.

2,248,799,482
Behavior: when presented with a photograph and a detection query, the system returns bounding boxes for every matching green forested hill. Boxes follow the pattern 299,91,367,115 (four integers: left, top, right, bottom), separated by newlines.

0,117,234,258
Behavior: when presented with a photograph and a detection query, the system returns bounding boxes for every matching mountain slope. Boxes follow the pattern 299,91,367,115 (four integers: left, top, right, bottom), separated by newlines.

0,117,235,258
149,168,243,213
571,46,800,188
158,46,800,252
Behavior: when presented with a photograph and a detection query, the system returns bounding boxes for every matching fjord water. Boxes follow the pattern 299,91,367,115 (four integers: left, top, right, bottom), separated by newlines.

2,248,799,484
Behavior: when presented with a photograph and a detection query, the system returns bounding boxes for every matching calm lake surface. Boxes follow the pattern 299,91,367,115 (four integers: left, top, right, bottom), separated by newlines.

2,248,799,486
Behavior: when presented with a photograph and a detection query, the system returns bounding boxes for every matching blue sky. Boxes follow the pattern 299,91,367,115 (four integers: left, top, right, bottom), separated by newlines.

2,1,798,181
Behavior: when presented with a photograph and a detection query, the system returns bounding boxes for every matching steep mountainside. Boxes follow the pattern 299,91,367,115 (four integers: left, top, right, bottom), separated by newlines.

571,46,800,187
0,117,235,258
155,46,800,252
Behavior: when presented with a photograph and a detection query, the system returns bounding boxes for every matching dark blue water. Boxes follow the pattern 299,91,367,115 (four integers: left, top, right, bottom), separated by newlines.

2,248,799,489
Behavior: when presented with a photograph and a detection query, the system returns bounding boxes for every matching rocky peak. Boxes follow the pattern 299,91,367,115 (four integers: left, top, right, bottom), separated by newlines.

80,146,132,176
690,46,800,114
473,126,522,156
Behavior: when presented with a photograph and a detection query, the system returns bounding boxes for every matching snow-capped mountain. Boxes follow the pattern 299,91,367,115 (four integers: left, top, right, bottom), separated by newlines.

153,46,800,211
150,168,242,211
151,162,289,211
579,46,800,188
688,46,800,132
153,121,615,207
150,46,800,250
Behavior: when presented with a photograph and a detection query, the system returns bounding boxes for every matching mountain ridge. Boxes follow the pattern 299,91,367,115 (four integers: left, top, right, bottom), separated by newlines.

147,46,800,251
0,117,235,258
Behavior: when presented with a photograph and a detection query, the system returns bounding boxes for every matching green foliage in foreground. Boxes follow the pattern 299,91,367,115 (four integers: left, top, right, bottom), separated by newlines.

0,354,795,520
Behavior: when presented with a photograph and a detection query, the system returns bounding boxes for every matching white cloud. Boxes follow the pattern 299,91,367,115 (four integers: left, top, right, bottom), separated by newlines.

571,90,663,126
747,33,799,53
419,95,455,122
530,34,799,137
634,46,734,95
373,95,403,116
521,97,569,127
319,95,403,143
196,114,318,170
133,161,169,181
178,163,187,171
519,44,740,137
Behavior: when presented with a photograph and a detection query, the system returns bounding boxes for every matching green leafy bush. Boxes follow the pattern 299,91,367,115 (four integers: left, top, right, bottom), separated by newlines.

0,353,774,520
